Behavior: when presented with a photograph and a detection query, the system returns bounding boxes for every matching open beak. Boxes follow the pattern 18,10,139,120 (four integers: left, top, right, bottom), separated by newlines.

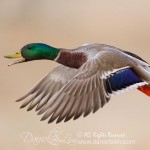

4,51,25,66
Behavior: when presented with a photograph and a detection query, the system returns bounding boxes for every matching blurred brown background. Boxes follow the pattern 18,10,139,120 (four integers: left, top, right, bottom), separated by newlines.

1,0,150,150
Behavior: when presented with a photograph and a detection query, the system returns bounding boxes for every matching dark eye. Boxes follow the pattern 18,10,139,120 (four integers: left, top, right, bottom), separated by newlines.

28,45,32,50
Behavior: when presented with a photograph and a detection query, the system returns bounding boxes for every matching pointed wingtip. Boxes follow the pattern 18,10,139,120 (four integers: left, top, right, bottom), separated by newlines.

73,114,82,120
83,111,91,118
56,120,60,124
35,104,43,112
37,111,42,115
16,99,21,102
56,117,64,124
48,119,53,124
37,110,44,115
20,105,25,109
27,107,32,111
48,116,57,124
64,117,72,122
16,98,23,102
15,95,28,102
40,114,50,121
40,117,46,121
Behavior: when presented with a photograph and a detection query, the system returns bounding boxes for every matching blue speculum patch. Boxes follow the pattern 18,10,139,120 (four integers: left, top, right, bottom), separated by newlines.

106,68,142,92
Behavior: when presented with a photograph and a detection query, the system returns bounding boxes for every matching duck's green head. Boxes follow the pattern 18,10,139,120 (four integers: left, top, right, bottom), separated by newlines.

4,43,60,66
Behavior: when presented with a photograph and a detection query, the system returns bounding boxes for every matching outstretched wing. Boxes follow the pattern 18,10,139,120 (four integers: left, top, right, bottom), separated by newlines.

38,50,150,123
16,65,79,111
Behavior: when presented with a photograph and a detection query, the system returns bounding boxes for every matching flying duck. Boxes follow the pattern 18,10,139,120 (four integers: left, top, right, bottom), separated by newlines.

4,43,150,123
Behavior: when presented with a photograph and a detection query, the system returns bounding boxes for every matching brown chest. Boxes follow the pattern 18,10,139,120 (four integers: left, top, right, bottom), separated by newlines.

56,50,88,69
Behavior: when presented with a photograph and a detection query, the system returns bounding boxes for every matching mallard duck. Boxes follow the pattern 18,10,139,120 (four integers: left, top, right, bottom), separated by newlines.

4,43,150,123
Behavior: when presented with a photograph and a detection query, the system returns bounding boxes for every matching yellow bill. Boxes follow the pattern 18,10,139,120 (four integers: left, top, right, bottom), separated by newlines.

4,51,22,58
4,51,25,66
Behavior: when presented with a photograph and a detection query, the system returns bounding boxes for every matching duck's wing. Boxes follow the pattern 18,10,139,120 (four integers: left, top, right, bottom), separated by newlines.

38,50,150,123
16,65,79,111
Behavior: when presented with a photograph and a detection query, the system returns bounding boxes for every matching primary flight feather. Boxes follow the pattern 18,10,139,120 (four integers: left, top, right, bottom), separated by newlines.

4,43,150,123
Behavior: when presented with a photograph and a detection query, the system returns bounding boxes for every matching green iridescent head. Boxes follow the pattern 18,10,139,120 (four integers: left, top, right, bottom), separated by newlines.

4,43,60,66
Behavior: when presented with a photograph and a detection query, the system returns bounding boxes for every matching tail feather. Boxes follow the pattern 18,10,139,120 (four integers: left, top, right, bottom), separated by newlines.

137,85,150,96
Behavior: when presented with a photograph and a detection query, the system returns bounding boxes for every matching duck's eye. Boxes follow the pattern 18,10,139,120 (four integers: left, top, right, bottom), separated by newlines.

28,46,32,49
